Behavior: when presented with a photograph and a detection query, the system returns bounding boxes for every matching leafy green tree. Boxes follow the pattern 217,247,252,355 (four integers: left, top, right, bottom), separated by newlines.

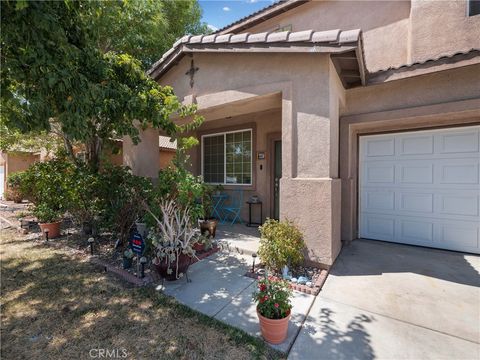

1,0,203,171
91,0,209,69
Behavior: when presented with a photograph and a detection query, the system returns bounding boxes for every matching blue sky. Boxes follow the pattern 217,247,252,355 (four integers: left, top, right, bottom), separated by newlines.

199,0,276,31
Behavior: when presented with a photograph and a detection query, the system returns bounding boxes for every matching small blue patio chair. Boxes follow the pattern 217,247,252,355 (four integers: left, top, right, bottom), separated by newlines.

221,190,244,225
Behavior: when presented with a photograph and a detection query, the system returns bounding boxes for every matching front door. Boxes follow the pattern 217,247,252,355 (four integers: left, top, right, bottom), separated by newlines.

273,140,282,220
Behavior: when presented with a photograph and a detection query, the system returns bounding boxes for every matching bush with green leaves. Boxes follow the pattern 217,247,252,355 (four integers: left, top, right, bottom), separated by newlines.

19,158,74,223
97,164,153,245
258,219,305,272
6,171,26,202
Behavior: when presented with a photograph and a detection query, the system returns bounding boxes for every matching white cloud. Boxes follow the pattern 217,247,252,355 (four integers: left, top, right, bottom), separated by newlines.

247,0,258,3
222,6,231,11
207,24,218,32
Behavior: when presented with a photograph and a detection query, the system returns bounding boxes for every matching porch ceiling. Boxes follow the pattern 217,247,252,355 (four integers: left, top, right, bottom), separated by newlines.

148,29,366,89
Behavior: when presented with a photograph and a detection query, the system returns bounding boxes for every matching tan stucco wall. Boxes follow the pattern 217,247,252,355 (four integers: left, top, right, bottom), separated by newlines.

3,152,40,195
245,0,411,72
159,150,175,169
240,0,480,72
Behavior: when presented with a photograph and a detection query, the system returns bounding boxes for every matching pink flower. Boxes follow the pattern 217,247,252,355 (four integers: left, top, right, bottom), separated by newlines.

274,303,279,308
264,295,268,301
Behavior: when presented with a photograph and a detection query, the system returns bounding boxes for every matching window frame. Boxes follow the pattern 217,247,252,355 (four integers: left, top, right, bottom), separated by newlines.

468,0,480,16
201,128,253,186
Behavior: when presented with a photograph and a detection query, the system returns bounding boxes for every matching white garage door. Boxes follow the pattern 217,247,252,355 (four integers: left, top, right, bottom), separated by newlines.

359,125,480,254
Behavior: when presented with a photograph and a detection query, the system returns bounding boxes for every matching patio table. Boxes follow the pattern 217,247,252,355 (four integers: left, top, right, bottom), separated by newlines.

212,193,228,221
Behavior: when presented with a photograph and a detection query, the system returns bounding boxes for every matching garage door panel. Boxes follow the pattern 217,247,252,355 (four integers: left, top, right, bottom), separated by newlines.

438,194,479,217
398,135,434,155
364,164,395,183
439,161,479,185
399,192,434,213
399,163,434,184
365,137,395,157
399,219,434,244
437,130,479,154
440,223,479,249
360,125,480,254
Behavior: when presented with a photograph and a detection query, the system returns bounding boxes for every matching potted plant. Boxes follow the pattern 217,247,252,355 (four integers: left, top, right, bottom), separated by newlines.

123,248,134,269
192,233,214,252
198,183,218,238
253,275,293,344
147,200,199,281
34,203,63,239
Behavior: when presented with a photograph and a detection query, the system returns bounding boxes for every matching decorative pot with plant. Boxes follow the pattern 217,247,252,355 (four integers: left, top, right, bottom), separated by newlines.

198,183,218,238
34,203,64,239
192,233,214,252
253,275,293,344
146,200,199,281
123,248,134,269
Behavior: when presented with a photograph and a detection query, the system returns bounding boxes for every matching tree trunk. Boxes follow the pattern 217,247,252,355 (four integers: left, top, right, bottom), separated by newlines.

86,135,102,172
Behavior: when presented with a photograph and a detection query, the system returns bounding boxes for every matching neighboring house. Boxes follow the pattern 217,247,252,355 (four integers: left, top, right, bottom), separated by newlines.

123,0,480,266
1,136,176,200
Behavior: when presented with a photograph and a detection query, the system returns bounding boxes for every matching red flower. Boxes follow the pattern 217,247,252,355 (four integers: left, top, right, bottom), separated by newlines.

259,284,267,292
274,303,279,308
264,295,268,301
259,297,265,303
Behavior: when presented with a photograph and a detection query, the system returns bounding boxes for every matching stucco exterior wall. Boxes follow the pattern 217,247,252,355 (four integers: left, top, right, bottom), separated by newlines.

409,0,480,64
159,150,175,170
236,0,480,72
2,152,40,196
244,0,411,72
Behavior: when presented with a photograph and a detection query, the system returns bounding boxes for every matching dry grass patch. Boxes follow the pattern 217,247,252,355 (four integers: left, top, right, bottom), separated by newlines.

0,229,283,360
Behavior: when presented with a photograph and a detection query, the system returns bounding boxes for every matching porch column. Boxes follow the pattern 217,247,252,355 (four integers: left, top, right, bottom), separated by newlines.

280,56,343,267
123,126,159,180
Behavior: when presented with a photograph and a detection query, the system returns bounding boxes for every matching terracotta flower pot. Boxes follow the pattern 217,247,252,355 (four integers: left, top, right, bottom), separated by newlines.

257,308,291,344
39,221,62,239
154,253,192,281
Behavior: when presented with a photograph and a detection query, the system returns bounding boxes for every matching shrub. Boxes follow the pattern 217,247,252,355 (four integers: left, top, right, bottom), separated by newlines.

19,158,73,223
6,171,26,202
97,165,153,245
258,219,305,272
154,165,204,223
253,276,292,319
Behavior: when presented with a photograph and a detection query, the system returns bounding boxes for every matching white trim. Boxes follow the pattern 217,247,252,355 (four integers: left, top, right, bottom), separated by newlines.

201,128,253,186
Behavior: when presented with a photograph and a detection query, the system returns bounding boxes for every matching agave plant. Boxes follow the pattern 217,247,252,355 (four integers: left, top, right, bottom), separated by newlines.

146,199,199,279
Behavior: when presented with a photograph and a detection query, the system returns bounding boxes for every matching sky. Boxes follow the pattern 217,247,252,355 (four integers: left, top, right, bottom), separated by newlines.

199,0,276,31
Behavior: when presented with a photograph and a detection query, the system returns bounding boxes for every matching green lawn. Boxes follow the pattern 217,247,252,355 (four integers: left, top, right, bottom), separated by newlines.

0,229,282,359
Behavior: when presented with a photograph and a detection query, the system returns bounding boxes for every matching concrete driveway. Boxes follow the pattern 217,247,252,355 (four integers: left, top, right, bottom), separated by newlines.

289,240,480,360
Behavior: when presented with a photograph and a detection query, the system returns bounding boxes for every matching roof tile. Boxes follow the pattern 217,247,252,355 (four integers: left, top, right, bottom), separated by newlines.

201,34,217,44
266,31,290,43
230,33,250,43
247,32,270,43
338,29,361,44
215,34,232,44
189,35,204,44
288,29,314,42
312,29,340,43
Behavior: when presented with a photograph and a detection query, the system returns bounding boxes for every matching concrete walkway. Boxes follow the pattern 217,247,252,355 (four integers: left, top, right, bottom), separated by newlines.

160,250,316,353
289,240,480,360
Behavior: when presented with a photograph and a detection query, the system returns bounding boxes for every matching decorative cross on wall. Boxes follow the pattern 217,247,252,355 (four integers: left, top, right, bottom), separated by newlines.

185,59,199,88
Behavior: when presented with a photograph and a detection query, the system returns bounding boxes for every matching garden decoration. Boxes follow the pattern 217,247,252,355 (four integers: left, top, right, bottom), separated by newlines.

198,183,218,238
140,257,147,278
147,200,199,281
123,249,134,269
129,229,146,278
88,237,95,255
253,275,293,344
